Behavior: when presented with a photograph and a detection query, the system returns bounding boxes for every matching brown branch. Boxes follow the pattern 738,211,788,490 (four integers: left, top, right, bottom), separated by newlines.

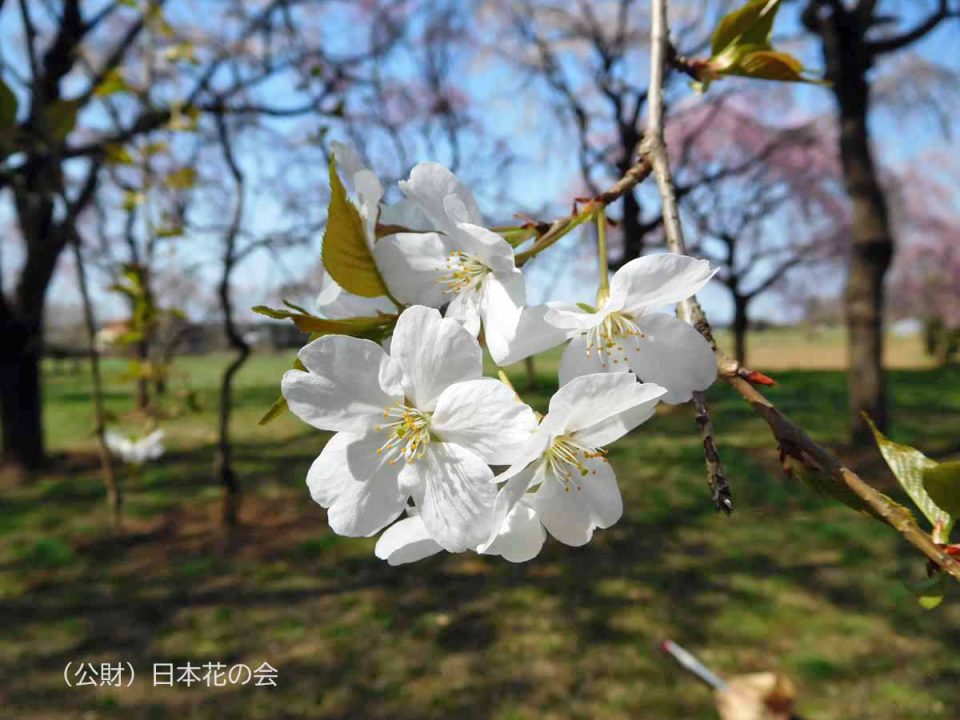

515,156,653,266
866,0,959,56
723,371,960,582
645,0,960,580
694,390,732,513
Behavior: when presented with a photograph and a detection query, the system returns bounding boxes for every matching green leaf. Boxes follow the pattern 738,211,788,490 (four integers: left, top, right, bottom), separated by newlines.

321,156,388,298
258,395,289,426
44,98,81,141
737,50,807,82
258,357,306,426
105,143,134,165
0,77,18,128
165,167,197,190
252,305,396,338
783,454,885,520
867,415,952,534
924,462,960,519
711,0,779,56
94,69,130,97
905,573,947,610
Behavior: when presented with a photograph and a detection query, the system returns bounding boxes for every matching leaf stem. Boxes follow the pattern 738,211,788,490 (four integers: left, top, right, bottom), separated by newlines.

595,208,610,306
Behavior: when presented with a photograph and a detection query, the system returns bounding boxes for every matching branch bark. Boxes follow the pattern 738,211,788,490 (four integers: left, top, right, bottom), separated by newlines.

644,0,960,580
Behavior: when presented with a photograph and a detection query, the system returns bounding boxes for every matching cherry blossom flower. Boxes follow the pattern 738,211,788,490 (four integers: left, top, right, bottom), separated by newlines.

105,429,166,465
282,305,537,552
502,254,718,403
372,163,526,364
477,373,667,561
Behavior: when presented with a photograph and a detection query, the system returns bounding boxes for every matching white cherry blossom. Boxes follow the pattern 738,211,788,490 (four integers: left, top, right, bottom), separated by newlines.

478,373,667,560
501,254,718,403
282,305,537,552
105,429,166,465
372,163,526,364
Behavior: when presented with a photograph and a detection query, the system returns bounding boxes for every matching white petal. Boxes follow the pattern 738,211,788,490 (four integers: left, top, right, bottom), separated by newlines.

544,305,604,333
478,463,538,553
391,306,482,411
532,458,622,546
497,304,571,366
282,336,403,434
412,443,497,553
557,335,611,386
373,232,449,307
315,271,395,319
445,290,482,336
379,198,433,232
375,516,444,566
627,313,718,404
545,372,666,444
451,223,516,273
331,141,368,187
610,254,716,313
399,162,483,235
484,501,545,562
431,378,537,465
307,432,405,537
479,271,525,365
305,432,355,507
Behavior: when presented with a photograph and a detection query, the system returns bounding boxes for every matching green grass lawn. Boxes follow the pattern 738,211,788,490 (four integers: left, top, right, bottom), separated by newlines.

1,340,959,719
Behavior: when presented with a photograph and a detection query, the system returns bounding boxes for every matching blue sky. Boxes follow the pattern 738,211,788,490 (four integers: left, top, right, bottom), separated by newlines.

2,0,958,327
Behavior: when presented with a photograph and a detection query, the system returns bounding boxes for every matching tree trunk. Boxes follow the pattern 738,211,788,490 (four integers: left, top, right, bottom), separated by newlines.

815,6,893,444
837,80,892,445
524,355,538,391
213,111,249,529
732,294,749,367
0,318,45,472
135,338,151,411
619,185,644,265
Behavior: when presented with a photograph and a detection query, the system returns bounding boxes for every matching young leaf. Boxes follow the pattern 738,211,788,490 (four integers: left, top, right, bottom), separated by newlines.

0,78,18,128
251,305,396,339
258,395,289,426
867,415,953,535
924,462,960,519
711,0,779,56
321,156,388,298
165,167,198,190
259,357,306,426
905,572,947,610
94,69,130,97
44,98,81,141
736,50,808,82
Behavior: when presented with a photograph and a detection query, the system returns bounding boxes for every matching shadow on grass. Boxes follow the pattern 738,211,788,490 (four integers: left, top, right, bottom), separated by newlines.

2,365,959,718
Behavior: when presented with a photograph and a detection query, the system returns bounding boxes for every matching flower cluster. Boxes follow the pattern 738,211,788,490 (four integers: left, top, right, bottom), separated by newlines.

281,149,717,564
105,429,165,465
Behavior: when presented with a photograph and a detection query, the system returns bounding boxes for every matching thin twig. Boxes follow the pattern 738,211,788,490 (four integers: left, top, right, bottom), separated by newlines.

515,157,653,266
643,0,960,580
70,234,122,530
644,0,731,513
693,391,732,514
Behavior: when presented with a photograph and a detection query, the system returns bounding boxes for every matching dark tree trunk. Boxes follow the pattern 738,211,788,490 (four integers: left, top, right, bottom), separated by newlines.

732,294,749,366
0,317,45,472
620,185,644,264
136,339,151,411
213,112,249,529
811,4,892,444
